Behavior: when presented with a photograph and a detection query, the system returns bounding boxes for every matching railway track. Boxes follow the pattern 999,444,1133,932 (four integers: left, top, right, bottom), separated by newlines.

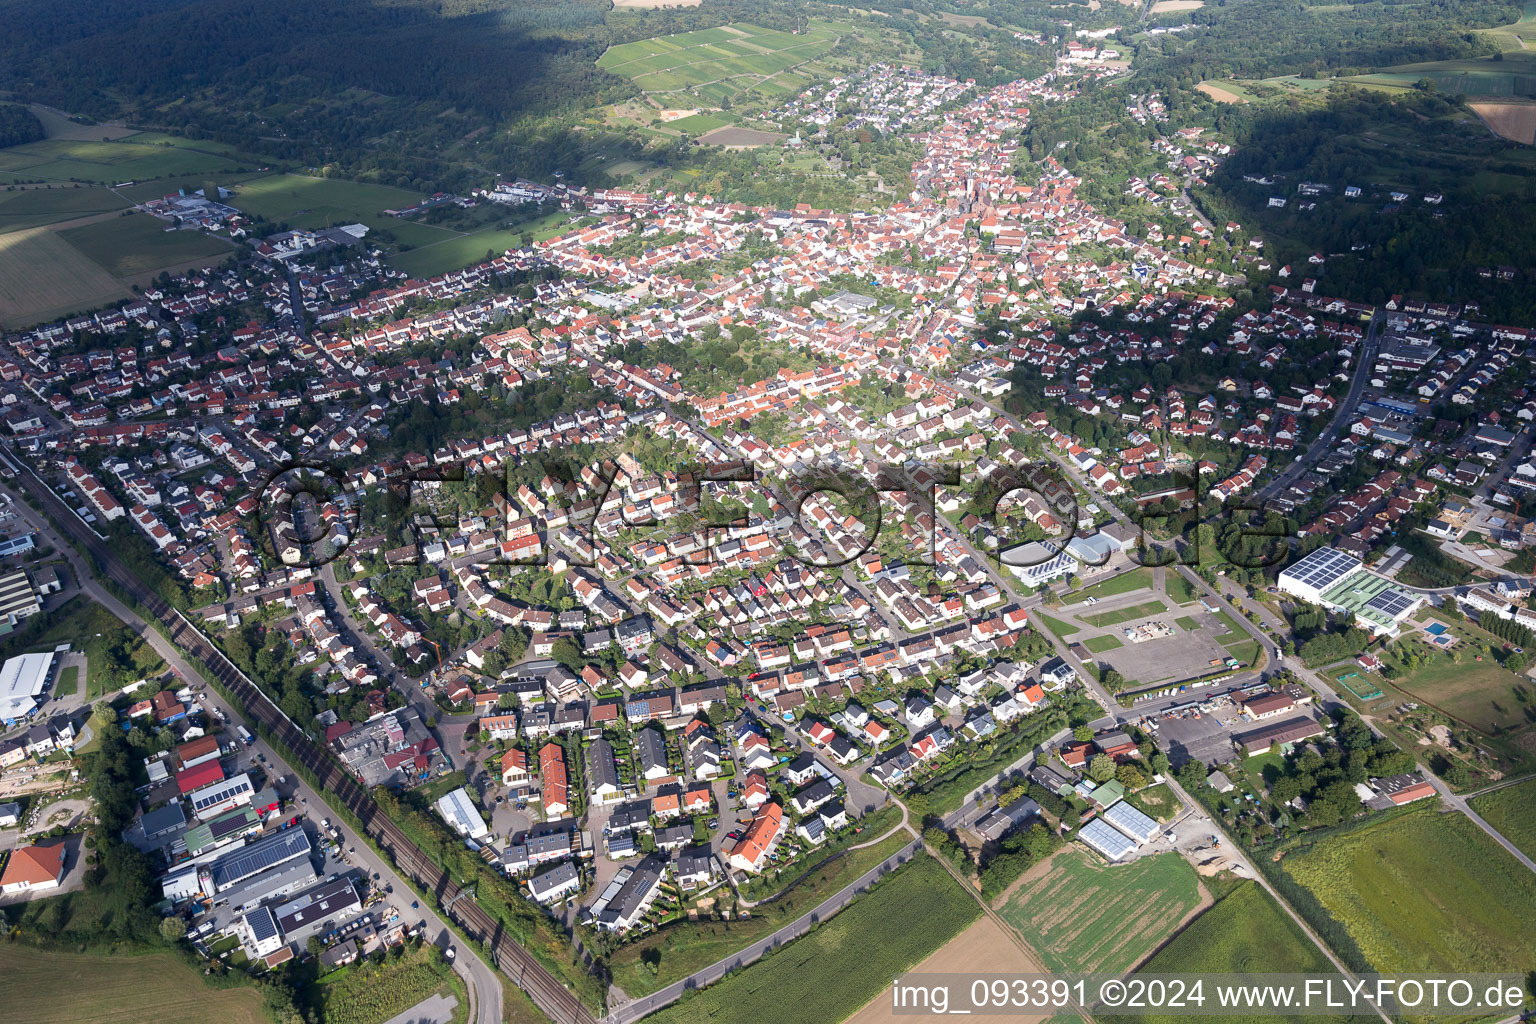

23,470,600,1024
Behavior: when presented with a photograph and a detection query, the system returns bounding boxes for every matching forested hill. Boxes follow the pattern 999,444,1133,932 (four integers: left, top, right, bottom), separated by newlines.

0,103,44,149
0,0,623,123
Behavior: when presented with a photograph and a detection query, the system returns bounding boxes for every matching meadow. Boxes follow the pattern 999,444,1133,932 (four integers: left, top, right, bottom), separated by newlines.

607,824,910,996
59,213,233,278
1470,778,1536,860
597,21,847,106
0,226,130,327
0,132,265,185
311,943,465,1024
1347,54,1536,98
996,848,1203,975
0,944,266,1024
0,185,129,234
1279,807,1536,974
1101,882,1347,1024
643,855,979,1024
226,173,433,230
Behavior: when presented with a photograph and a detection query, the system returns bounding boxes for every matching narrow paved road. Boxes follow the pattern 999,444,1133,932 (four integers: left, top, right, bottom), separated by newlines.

605,839,924,1024
1421,766,1536,877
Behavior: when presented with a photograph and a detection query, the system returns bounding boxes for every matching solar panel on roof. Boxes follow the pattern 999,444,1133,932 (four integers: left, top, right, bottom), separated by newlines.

1366,589,1415,617
211,829,310,889
246,907,279,943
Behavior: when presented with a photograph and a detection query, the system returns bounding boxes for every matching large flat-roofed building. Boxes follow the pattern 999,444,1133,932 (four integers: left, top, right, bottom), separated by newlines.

1236,715,1326,756
1078,817,1137,862
0,570,41,626
435,787,490,841
1101,799,1160,844
187,772,254,821
1277,548,1421,636
0,651,52,725
273,877,362,947
209,828,311,892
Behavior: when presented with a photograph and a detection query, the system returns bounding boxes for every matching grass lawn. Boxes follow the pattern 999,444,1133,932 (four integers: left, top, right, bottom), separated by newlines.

1279,807,1536,974
310,942,466,1024
1384,651,1532,734
0,133,267,185
1102,882,1344,1024
58,213,233,278
1175,615,1200,631
609,822,910,996
0,595,164,699
1081,599,1170,629
1071,567,1153,602
55,664,79,699
228,173,428,229
1036,612,1080,638
387,211,571,278
0,186,130,235
643,855,978,1024
0,943,265,1024
1165,573,1199,604
1471,778,1536,860
1126,783,1179,821
1085,634,1124,653
996,847,1202,974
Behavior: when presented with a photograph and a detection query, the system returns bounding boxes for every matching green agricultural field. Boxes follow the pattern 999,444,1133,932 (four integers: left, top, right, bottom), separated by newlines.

609,822,910,996
667,112,735,134
597,21,848,105
1102,882,1345,1024
1082,599,1170,629
388,211,573,278
1346,53,1536,97
58,212,233,278
997,847,1203,975
0,133,265,185
0,944,266,1024
0,225,129,328
1471,778,1536,861
0,186,130,234
644,855,978,1024
228,173,431,230
1072,567,1154,602
1482,0,1536,50
1280,807,1536,974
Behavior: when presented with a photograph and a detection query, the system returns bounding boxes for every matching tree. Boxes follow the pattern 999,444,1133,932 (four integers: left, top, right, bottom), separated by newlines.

1087,753,1116,783
1115,764,1146,789
159,916,187,942
1073,725,1095,743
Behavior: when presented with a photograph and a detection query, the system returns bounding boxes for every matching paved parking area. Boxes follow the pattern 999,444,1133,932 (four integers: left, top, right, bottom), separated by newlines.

1153,712,1238,767
1096,627,1233,685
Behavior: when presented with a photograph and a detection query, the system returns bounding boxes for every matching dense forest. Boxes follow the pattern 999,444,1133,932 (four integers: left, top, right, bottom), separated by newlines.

0,102,44,148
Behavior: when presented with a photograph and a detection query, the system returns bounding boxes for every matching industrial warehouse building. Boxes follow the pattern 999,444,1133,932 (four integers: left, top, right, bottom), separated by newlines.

1277,548,1421,636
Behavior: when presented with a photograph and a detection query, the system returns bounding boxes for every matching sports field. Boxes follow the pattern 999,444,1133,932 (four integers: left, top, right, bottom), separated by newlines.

996,848,1204,975
0,186,130,235
1101,882,1345,1024
1471,778,1536,860
0,226,131,327
1280,808,1536,974
597,22,847,105
0,944,266,1024
1081,599,1170,629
